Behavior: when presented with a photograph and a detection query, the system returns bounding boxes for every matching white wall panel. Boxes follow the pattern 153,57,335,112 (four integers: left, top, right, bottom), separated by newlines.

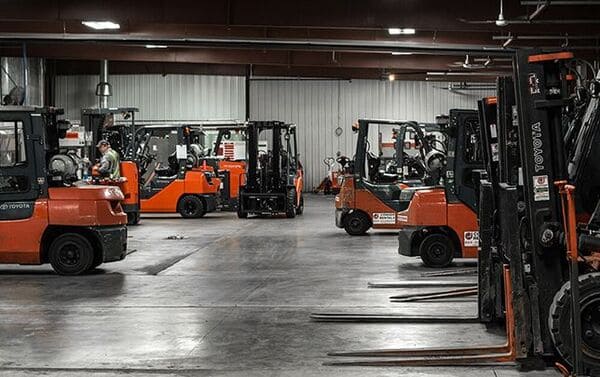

55,74,246,121
250,79,494,191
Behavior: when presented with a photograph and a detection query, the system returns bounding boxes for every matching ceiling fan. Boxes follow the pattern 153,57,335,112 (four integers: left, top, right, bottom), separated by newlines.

447,56,512,70
496,0,508,26
458,0,550,25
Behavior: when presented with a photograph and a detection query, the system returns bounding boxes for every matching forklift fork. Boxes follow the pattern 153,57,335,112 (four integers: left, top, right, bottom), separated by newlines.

368,280,475,288
325,266,518,366
389,287,477,302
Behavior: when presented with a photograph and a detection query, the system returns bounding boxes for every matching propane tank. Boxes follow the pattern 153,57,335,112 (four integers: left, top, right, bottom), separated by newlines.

48,153,81,184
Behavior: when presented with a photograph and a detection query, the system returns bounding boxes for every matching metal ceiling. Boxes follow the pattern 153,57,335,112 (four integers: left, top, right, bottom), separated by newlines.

0,0,598,79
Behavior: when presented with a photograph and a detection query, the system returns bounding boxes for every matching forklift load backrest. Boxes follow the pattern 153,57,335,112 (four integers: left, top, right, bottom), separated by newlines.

445,109,483,211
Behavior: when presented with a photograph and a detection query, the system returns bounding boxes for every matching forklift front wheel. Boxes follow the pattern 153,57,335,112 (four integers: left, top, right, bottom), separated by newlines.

48,233,95,276
286,189,297,218
127,211,141,225
178,195,206,218
296,195,304,216
419,233,455,268
549,272,600,373
344,211,370,236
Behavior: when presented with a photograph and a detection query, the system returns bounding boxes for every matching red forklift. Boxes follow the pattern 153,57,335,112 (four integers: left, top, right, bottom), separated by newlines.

0,106,127,275
335,119,446,235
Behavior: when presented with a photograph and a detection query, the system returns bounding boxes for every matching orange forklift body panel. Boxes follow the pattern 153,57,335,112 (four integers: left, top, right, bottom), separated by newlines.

398,188,479,258
140,170,221,213
218,160,246,199
335,175,410,230
0,186,126,265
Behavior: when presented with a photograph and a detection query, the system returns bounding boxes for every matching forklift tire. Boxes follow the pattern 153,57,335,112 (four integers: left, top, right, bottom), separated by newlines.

48,233,95,276
237,207,248,218
127,211,140,226
344,211,370,236
549,273,600,374
419,233,455,268
286,189,297,218
178,195,206,218
296,195,304,216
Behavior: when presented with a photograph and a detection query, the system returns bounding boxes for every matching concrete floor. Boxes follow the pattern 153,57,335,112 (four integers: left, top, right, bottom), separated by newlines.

0,195,558,376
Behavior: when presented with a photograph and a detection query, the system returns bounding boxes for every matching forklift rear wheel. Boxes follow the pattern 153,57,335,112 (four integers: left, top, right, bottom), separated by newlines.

48,233,95,276
419,233,455,268
344,211,370,236
549,272,600,373
178,195,206,218
286,189,297,218
127,211,140,225
296,195,304,215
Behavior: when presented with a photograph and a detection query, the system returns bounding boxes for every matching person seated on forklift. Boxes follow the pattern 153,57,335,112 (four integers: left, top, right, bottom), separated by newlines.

95,140,121,180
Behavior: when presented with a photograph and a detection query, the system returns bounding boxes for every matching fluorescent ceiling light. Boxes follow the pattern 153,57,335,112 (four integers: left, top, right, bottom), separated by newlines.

391,52,413,55
388,28,416,35
145,44,168,49
427,72,447,75
388,74,396,81
82,21,120,30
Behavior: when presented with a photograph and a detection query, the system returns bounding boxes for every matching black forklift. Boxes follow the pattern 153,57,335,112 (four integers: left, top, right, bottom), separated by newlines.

237,121,303,218
319,51,600,376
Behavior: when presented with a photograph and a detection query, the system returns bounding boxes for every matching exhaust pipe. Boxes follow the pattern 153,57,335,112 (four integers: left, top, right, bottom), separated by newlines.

96,59,111,108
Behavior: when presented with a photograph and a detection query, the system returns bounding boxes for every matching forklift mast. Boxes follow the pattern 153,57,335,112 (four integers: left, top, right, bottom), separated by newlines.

244,121,297,193
81,107,139,162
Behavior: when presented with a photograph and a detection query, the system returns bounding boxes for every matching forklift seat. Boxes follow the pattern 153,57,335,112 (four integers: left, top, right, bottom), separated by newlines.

361,180,408,211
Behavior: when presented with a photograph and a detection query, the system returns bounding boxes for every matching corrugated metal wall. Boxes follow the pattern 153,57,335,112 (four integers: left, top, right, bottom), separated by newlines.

55,74,246,121
55,75,493,191
249,79,494,191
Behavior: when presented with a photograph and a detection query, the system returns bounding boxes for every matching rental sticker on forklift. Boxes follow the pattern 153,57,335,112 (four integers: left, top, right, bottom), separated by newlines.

464,231,479,247
533,175,550,201
372,212,396,224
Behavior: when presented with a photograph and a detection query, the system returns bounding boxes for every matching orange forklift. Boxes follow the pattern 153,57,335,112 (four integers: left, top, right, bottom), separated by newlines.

0,106,127,275
195,122,247,211
335,119,446,235
397,108,488,267
135,124,221,218
79,107,141,225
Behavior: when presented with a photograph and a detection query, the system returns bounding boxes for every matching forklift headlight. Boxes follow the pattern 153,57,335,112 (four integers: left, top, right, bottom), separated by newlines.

399,189,415,202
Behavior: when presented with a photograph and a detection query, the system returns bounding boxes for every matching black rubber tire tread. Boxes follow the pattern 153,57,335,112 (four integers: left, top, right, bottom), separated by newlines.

127,211,140,225
343,211,371,236
48,233,95,276
419,233,455,268
549,272,600,374
178,195,205,218
286,189,297,218
296,194,304,216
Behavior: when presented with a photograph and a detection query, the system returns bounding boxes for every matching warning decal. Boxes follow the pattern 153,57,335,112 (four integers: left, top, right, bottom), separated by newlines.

372,212,396,224
397,214,408,223
533,175,550,202
464,231,480,247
